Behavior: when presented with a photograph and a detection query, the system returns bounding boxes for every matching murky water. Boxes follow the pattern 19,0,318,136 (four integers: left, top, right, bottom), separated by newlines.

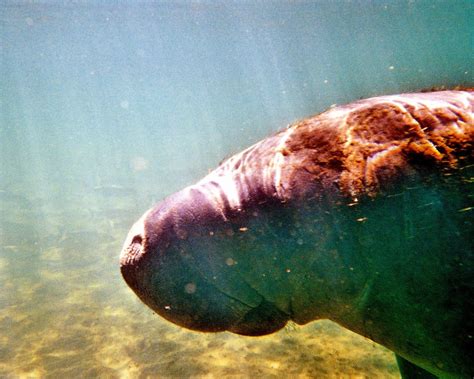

1,1,472,378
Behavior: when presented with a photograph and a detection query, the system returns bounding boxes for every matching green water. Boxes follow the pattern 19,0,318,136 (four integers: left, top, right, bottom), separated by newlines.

0,1,472,378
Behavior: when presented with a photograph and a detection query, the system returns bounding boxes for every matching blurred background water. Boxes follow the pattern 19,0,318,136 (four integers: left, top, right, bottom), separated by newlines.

0,1,472,378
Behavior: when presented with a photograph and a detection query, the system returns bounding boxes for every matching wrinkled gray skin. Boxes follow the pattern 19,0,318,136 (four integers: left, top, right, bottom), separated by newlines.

121,91,473,378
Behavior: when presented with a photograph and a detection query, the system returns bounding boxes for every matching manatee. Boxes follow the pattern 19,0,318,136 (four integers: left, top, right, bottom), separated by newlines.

120,90,473,378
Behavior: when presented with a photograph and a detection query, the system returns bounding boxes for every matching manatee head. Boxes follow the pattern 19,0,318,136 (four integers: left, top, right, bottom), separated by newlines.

120,188,302,336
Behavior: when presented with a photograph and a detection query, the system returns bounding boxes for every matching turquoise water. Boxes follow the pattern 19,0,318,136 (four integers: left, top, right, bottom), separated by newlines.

0,1,472,377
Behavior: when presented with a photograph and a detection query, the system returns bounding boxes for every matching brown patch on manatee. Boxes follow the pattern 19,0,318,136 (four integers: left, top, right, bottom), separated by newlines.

279,93,473,199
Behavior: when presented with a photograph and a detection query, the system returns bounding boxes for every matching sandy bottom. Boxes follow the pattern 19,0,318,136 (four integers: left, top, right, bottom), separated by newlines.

0,188,400,378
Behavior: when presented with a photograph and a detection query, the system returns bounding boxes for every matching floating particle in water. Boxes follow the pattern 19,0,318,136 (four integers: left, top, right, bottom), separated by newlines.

93,184,134,196
120,100,129,110
25,17,34,26
130,156,149,172
184,282,196,294
225,258,236,266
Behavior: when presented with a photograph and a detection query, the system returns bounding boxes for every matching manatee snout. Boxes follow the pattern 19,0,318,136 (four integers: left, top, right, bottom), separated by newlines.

120,190,290,336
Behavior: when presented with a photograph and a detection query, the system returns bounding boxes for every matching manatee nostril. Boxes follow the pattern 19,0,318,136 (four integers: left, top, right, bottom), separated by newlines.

128,234,144,258
120,233,145,267
131,235,143,245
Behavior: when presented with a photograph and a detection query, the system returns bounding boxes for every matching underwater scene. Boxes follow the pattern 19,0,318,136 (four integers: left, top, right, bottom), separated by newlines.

1,1,472,378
